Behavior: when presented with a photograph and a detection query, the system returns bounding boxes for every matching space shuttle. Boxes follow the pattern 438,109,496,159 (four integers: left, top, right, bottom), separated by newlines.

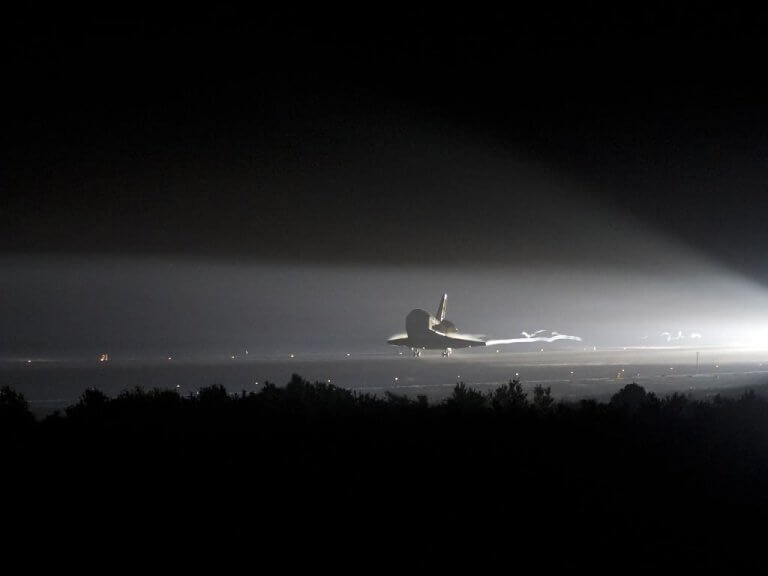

387,294,582,357
386,294,485,356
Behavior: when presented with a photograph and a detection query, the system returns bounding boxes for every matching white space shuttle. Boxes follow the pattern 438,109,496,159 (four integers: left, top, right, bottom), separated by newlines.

387,294,582,357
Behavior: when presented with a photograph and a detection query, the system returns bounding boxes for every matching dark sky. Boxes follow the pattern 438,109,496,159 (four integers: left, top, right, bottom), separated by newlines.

4,13,768,358
4,13,768,271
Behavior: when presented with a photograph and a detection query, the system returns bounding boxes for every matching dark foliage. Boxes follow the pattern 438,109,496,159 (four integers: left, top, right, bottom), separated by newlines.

2,377,767,565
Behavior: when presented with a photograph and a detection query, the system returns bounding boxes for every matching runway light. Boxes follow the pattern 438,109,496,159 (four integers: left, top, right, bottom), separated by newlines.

26,359,31,364
346,353,351,357
290,354,295,358
231,355,235,360
394,376,399,382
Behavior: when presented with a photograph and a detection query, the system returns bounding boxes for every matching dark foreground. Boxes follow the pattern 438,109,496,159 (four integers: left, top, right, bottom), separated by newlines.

3,375,767,566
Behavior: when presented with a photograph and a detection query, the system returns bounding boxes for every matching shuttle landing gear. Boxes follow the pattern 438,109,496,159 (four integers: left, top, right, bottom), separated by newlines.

410,347,422,357
442,348,452,357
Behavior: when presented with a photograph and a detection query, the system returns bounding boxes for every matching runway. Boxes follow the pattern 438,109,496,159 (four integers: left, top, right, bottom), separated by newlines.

4,346,768,415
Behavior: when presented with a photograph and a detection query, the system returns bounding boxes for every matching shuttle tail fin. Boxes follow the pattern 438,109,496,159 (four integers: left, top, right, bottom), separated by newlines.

436,293,447,321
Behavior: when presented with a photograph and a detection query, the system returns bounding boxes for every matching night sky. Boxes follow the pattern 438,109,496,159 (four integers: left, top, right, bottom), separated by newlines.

4,13,768,356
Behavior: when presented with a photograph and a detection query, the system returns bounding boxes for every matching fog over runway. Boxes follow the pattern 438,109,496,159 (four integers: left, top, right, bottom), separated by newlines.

6,346,768,416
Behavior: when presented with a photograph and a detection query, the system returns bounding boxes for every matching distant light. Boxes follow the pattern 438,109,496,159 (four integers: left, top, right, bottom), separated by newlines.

346,353,351,357
245,349,249,355
570,371,574,375
515,372,519,377
540,348,544,352
231,355,235,360
168,356,173,361
327,378,331,383
394,376,399,382
495,349,499,353
26,359,31,364
290,354,295,358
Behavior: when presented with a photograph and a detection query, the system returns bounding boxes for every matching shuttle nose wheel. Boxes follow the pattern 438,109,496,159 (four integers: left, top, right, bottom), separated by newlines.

410,348,422,357
442,348,452,357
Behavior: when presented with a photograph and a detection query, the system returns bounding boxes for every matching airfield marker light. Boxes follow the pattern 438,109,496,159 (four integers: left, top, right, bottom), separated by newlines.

394,376,399,382
346,353,351,357
27,359,31,364
231,355,235,360
290,354,295,358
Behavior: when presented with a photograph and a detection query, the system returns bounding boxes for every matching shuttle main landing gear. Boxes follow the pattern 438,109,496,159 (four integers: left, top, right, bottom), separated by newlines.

410,347,422,357
442,348,452,357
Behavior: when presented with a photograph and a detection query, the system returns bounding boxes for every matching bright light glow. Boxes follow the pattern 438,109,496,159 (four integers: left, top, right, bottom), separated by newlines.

486,332,582,346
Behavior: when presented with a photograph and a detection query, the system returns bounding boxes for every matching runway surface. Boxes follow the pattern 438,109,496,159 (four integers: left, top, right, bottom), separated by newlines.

4,346,768,415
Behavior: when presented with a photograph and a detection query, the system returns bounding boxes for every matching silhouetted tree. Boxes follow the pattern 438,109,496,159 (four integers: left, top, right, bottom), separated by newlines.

445,382,487,412
609,383,658,412
197,384,231,405
532,385,554,412
662,392,690,415
0,385,34,429
66,387,110,420
385,391,415,407
489,378,527,412
738,389,761,405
